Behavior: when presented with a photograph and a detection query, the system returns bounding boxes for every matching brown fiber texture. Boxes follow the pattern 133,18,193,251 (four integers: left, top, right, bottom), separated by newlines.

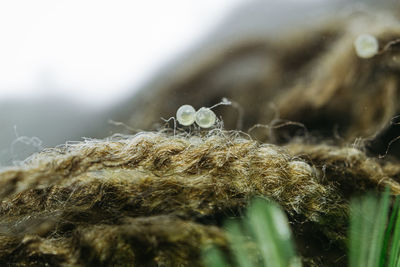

0,133,400,266
2,7,400,267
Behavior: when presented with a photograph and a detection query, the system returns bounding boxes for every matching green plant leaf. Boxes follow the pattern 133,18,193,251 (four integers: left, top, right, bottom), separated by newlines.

202,197,300,267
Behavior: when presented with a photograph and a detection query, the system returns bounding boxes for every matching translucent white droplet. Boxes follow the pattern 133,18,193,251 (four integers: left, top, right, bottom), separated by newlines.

195,107,216,128
354,34,379,59
176,104,196,126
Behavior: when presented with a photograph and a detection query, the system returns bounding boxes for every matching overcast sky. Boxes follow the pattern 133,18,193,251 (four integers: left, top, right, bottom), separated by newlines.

0,0,246,107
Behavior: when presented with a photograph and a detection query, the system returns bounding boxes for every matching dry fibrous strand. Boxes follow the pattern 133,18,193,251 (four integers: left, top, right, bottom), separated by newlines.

1,216,226,266
0,132,399,266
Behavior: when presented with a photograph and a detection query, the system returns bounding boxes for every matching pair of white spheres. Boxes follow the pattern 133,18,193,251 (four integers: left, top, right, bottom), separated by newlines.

176,105,216,128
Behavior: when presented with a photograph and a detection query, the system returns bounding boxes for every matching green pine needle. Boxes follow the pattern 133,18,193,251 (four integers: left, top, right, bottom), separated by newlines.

349,189,400,267
387,196,400,267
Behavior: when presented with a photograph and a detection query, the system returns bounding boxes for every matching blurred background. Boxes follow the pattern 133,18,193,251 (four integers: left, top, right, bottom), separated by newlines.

0,0,245,165
0,0,396,166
